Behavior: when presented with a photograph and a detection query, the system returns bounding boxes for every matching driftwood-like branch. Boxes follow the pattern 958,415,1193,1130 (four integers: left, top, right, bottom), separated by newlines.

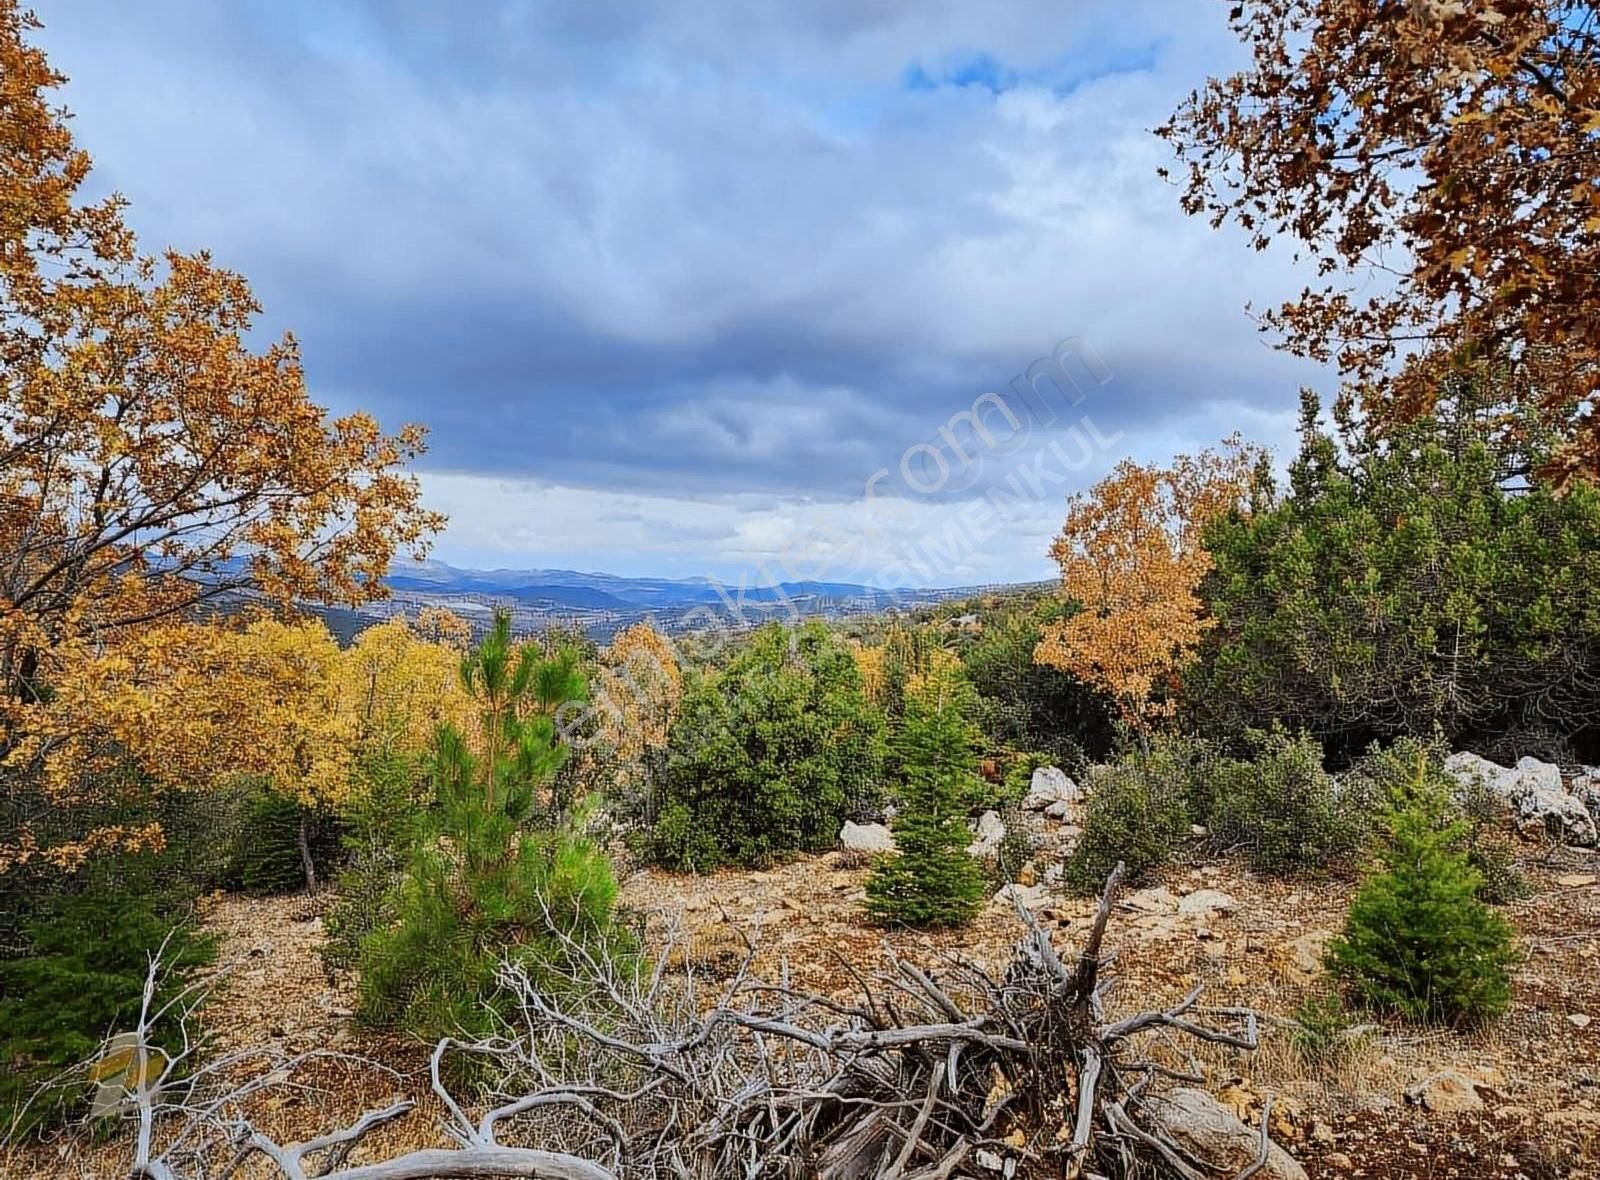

98,870,1280,1180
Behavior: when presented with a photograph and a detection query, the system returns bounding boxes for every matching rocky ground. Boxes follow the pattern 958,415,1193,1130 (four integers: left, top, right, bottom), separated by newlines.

10,831,1599,1179
10,754,1600,1178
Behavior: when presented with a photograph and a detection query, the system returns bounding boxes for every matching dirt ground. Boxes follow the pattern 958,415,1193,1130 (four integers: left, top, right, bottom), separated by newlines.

8,839,1600,1179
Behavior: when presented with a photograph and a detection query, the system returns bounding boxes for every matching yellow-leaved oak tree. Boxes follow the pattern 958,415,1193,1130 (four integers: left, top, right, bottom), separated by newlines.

1033,440,1263,733
0,2,443,872
1159,0,1600,484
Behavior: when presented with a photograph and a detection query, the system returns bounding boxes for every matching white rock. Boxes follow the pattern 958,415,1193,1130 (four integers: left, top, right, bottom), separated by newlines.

1123,886,1179,914
993,882,1050,910
1176,889,1239,917
1025,766,1080,811
1146,1089,1307,1180
968,810,1006,857
1445,752,1595,846
1043,799,1073,821
839,821,895,854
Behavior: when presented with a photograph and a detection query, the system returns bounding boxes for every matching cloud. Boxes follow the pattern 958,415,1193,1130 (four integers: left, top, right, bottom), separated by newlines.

34,0,1329,583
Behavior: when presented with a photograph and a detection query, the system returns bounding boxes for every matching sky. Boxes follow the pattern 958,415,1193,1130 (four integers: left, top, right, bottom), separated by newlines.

34,0,1331,587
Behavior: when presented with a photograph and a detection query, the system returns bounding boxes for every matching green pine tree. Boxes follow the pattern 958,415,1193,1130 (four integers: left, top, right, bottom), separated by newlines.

356,611,621,1041
865,679,987,928
1328,752,1517,1026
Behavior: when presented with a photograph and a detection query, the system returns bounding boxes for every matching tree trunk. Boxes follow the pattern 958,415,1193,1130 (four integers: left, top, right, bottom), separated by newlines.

297,810,318,891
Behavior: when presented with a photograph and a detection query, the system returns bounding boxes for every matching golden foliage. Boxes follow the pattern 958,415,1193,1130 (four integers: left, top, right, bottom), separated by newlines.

594,623,682,773
2,613,474,870
0,2,443,736
1034,439,1261,728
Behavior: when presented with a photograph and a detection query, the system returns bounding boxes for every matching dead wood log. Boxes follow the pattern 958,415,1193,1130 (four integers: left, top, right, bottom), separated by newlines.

97,867,1285,1179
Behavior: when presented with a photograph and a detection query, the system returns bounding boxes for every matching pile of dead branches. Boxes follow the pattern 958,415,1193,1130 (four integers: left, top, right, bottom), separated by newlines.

113,865,1276,1180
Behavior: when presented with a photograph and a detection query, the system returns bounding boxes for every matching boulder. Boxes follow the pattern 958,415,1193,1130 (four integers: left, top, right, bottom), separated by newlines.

1025,766,1079,811
968,810,1006,857
1146,1089,1307,1180
839,821,895,855
1123,886,1179,914
1444,752,1596,846
1406,1069,1489,1114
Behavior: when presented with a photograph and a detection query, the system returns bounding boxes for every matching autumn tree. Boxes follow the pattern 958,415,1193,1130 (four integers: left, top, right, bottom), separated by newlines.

0,1,442,726
1159,0,1600,483
1034,440,1262,731
591,622,681,794
0,4,442,872
9,614,476,881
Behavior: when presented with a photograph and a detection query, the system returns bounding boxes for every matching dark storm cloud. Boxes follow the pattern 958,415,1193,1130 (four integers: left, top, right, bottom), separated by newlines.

30,0,1328,577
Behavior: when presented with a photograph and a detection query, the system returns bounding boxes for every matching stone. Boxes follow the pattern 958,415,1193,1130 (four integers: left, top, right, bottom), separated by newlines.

1557,873,1598,888
1406,1069,1487,1114
1146,1089,1308,1180
839,821,894,854
1444,751,1596,846
994,882,1050,910
1276,930,1335,982
1123,886,1178,914
1025,766,1080,811
1570,1013,1593,1030
968,810,1006,857
1043,799,1072,821
1176,889,1239,917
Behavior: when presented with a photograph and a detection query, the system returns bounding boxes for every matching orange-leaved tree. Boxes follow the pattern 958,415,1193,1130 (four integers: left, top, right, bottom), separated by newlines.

1158,0,1600,484
1034,439,1264,731
0,3,442,871
593,622,681,782
0,1,442,724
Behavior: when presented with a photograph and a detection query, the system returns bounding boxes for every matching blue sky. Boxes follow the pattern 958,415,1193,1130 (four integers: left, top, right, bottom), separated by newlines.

34,0,1327,585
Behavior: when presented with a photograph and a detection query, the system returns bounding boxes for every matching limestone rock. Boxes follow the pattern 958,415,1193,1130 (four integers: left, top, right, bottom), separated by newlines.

1025,766,1079,811
1176,889,1239,917
1146,1089,1308,1180
1275,929,1335,983
1406,1069,1488,1114
1444,752,1596,846
968,810,1006,857
993,882,1050,910
1123,886,1178,914
839,821,894,854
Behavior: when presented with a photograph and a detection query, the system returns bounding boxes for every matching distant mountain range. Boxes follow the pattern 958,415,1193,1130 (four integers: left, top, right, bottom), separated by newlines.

383,559,916,613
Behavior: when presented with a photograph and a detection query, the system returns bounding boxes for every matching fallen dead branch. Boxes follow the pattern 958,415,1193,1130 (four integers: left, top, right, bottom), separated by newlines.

89,864,1280,1179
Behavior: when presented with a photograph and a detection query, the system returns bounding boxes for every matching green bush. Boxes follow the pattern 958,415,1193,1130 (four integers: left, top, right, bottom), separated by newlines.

1289,988,1361,1070
1352,737,1528,904
1194,393,1600,760
992,802,1040,886
1064,737,1204,893
225,784,342,896
1207,728,1366,876
642,623,884,870
865,687,988,928
1328,753,1517,1026
953,593,1116,767
353,613,627,1044
0,854,214,1133
1468,832,1529,905
322,754,428,976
